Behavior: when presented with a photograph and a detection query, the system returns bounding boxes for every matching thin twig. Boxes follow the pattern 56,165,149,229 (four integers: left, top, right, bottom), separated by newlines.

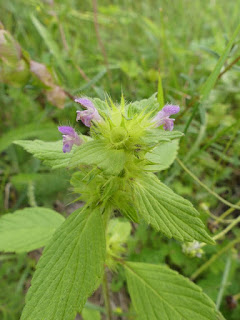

216,200,240,223
176,157,240,210
180,55,240,126
218,55,240,79
4,182,11,210
213,215,240,242
92,0,112,81
191,238,240,280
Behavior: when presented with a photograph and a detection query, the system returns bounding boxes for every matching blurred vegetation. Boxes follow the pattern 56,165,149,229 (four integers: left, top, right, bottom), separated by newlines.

0,0,240,319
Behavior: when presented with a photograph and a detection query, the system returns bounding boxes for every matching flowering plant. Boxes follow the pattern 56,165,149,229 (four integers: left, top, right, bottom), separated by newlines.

6,94,224,319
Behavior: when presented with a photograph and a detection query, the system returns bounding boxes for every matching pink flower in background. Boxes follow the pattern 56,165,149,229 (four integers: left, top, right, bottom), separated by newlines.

75,98,101,127
58,126,82,153
152,104,180,131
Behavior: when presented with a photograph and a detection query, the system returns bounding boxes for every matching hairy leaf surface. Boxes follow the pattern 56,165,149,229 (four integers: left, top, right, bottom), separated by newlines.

133,173,214,244
143,128,183,145
0,207,65,253
125,262,222,320
14,140,74,169
70,140,126,175
21,208,105,320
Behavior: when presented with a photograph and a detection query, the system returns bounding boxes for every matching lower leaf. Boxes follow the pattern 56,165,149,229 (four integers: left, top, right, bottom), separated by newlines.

125,262,224,320
21,207,106,320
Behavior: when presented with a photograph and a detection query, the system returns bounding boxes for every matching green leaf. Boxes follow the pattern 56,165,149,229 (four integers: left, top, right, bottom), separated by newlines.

145,140,179,171
133,173,214,244
0,123,59,153
124,262,222,320
14,140,74,169
0,207,65,253
143,128,183,146
107,218,132,247
82,307,101,320
70,140,126,175
21,207,105,320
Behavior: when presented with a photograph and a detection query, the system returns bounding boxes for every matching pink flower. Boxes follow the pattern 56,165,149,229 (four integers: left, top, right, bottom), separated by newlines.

58,126,82,153
152,105,180,131
75,98,101,127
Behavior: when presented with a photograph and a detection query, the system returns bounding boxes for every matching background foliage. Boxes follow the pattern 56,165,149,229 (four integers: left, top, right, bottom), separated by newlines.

0,0,240,319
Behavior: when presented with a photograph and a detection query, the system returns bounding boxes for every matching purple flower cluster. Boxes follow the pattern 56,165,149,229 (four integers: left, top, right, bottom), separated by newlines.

152,104,180,131
58,98,102,153
58,99,180,153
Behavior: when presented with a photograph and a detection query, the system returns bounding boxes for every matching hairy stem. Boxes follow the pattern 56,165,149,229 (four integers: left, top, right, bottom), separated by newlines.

102,268,113,320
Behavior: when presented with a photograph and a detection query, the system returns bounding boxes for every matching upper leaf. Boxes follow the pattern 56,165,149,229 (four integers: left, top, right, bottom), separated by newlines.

14,140,74,169
0,207,65,253
133,173,214,244
21,207,106,320
143,127,183,146
145,140,179,171
125,262,223,320
70,140,126,175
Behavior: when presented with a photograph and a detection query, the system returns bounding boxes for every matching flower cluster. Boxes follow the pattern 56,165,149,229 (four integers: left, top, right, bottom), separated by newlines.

58,97,180,153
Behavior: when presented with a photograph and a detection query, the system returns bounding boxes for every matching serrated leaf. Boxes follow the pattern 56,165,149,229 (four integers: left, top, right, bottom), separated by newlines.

124,262,222,320
145,140,179,171
133,173,214,244
70,140,126,175
21,207,105,320
143,128,183,145
0,207,65,253
14,140,75,169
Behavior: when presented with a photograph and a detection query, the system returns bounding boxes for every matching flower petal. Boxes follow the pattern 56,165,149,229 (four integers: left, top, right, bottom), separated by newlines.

58,126,82,153
162,104,180,116
75,97,95,109
75,97,101,127
58,126,75,136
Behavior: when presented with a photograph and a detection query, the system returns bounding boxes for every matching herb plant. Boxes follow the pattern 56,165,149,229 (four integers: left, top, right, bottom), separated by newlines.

0,93,226,319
